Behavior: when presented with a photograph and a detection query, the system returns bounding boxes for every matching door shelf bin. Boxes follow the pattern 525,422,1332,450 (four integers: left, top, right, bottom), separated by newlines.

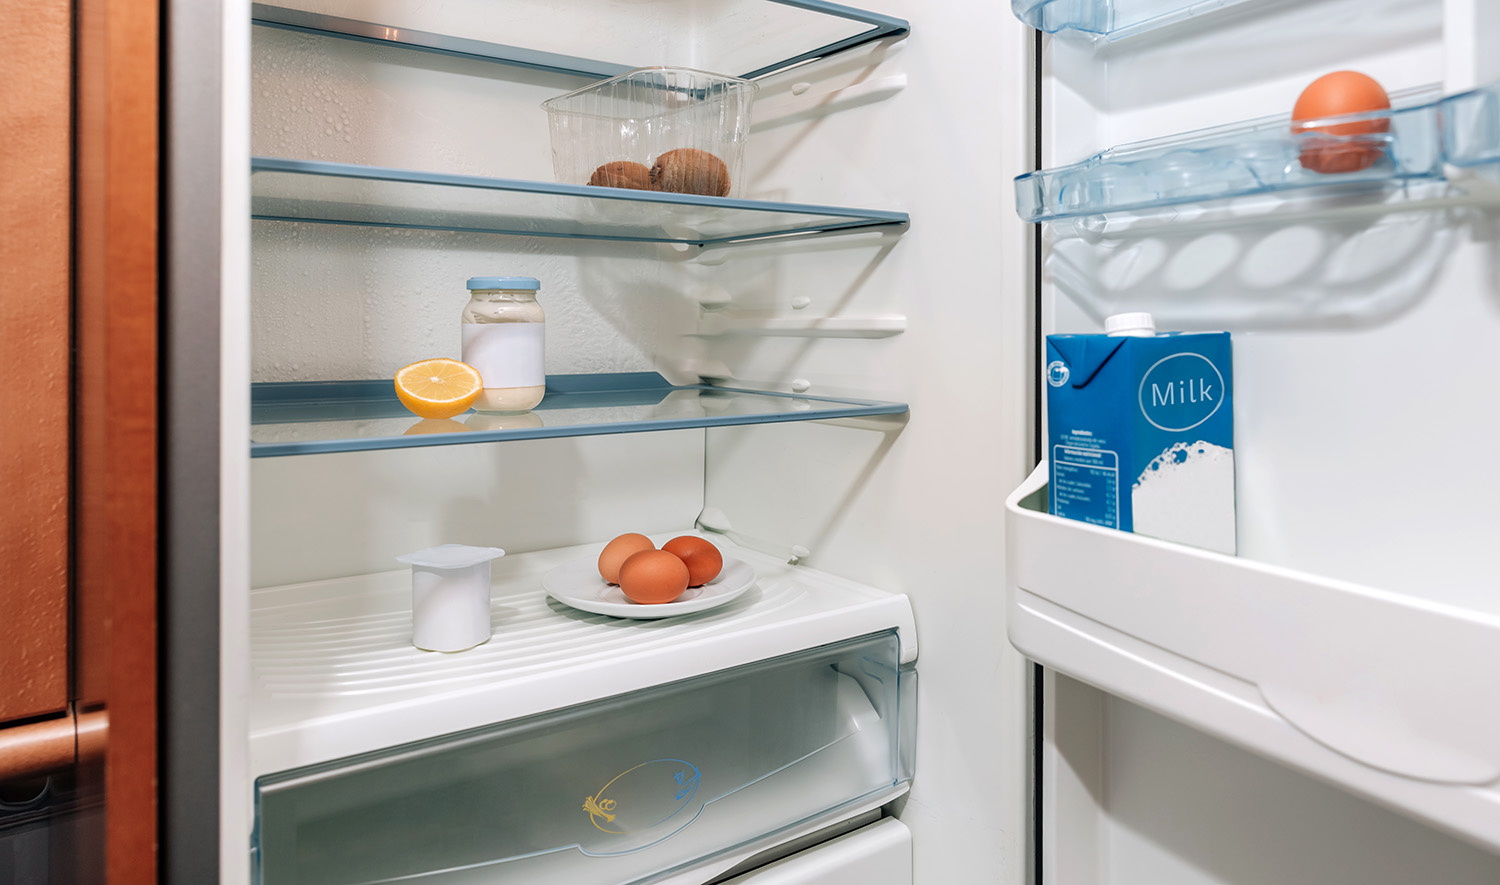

1442,83,1500,183
252,1,910,83
253,632,913,885
252,157,910,247
1005,463,1500,854
1015,97,1442,222
1012,0,1258,41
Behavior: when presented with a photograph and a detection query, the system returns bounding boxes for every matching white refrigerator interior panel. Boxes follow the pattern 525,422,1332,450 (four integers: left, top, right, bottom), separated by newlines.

251,25,699,387
703,2,1037,884
249,220,689,386
241,1,932,880
254,0,688,73
223,2,256,882
722,818,911,885
1445,0,1500,92
250,430,705,587
1045,674,1500,885
250,23,570,179
249,532,916,776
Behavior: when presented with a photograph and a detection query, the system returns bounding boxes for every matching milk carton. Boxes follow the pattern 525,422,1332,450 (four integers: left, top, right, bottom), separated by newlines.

1045,313,1235,554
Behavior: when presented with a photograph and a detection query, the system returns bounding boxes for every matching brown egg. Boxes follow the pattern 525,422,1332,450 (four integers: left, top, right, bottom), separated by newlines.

618,550,690,605
588,160,652,190
598,533,655,584
1291,71,1391,174
649,148,731,197
661,536,724,587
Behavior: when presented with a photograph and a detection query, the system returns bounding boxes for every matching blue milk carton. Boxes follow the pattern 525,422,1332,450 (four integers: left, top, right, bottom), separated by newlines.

1045,313,1235,554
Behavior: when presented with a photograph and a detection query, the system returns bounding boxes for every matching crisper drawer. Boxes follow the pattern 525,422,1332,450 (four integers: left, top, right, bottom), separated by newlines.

252,631,913,885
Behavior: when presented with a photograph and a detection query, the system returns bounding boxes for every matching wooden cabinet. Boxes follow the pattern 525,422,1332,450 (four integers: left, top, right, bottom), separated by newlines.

1,1,159,881
0,0,71,729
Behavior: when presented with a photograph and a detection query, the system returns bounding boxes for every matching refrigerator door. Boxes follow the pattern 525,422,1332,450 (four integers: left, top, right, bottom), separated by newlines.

1013,0,1500,874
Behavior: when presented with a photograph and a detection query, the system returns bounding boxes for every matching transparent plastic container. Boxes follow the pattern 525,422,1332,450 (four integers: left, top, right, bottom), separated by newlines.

542,66,758,199
253,631,912,885
1012,0,1260,40
1442,83,1500,182
1015,91,1444,222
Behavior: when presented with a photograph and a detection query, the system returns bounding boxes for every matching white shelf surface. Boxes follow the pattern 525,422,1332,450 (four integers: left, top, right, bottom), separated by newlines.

250,533,916,777
1006,462,1500,853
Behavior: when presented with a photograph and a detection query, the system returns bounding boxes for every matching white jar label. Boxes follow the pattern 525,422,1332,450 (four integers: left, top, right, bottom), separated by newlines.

462,323,545,389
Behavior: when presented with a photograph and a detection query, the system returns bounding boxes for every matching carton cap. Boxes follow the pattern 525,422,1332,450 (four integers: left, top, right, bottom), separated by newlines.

1105,312,1156,337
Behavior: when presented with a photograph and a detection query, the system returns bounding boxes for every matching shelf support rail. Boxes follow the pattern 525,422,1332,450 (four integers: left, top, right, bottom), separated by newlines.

250,2,908,82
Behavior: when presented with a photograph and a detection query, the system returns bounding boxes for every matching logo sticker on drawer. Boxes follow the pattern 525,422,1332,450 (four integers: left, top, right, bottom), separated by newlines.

583,759,701,837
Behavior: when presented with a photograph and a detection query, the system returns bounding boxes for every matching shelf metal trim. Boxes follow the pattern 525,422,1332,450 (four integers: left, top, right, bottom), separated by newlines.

746,0,910,79
250,372,909,457
251,156,909,246
249,211,908,247
250,4,633,79
251,2,909,82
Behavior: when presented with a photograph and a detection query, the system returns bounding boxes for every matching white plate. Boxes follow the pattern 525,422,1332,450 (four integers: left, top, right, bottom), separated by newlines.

543,556,756,619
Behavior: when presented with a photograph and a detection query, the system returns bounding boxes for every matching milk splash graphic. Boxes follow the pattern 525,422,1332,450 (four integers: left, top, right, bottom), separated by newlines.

1132,441,1235,553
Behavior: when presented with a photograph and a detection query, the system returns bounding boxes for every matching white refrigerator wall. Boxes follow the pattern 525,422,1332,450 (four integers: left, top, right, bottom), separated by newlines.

701,3,1036,883
1040,0,1500,880
247,22,711,587
224,2,1500,883
1046,675,1500,885
221,0,253,880
242,4,1035,885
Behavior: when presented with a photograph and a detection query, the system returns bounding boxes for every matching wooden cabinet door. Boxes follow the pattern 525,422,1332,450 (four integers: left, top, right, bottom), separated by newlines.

1,1,160,882
0,0,71,730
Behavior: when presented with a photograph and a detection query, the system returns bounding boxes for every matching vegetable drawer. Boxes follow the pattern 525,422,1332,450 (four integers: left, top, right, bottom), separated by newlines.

253,631,914,884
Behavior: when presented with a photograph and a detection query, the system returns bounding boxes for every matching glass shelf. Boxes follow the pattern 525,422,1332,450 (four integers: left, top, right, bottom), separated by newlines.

1012,0,1258,40
1016,96,1443,222
250,372,908,457
251,1,910,82
252,157,909,246
1442,84,1500,183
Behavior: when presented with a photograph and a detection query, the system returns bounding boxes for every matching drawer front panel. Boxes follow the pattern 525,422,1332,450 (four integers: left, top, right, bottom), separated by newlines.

254,631,911,884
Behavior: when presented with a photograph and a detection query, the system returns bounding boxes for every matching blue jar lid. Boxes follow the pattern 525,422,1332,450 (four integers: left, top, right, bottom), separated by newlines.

467,276,540,290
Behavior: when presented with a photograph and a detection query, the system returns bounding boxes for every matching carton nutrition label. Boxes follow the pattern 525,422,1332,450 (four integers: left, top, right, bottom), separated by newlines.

1051,446,1120,529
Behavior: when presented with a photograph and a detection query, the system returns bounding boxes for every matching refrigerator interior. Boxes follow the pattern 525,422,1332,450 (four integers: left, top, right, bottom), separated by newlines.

1044,674,1500,884
1024,0,1500,879
228,1,1034,883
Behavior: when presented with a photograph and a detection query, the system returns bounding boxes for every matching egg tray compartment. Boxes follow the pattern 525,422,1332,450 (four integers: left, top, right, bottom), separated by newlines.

1016,91,1444,223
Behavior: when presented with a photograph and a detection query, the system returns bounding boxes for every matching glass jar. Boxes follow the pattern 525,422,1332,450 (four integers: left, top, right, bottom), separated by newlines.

460,276,546,412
